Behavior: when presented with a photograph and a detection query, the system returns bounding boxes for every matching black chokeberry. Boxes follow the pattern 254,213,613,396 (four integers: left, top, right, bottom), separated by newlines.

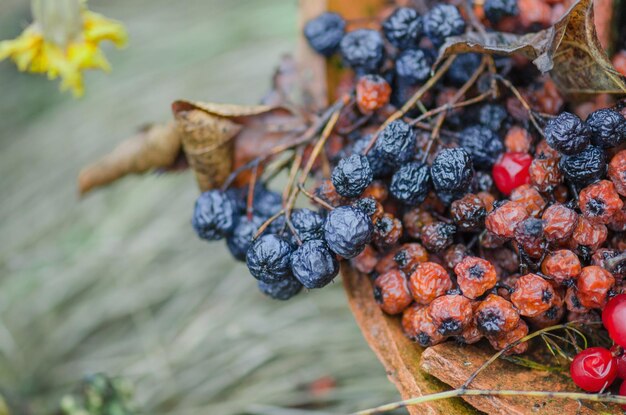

291,208,324,242
291,240,340,288
192,190,236,241
340,29,385,73
446,53,481,86
559,145,607,187
586,108,626,149
382,7,423,50
304,12,346,56
390,161,432,205
545,112,591,155
431,148,474,195
253,186,282,218
423,4,465,45
484,0,519,24
331,154,373,198
395,49,432,85
478,104,508,132
258,276,303,300
374,120,416,166
227,215,264,261
459,125,504,168
323,206,374,258
246,234,294,283
352,134,394,178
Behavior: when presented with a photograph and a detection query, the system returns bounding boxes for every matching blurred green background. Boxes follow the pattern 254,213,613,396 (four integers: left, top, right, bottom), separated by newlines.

0,0,399,414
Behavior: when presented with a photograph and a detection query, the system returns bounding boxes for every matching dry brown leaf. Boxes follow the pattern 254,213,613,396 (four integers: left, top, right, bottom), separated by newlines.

437,0,626,95
78,122,181,195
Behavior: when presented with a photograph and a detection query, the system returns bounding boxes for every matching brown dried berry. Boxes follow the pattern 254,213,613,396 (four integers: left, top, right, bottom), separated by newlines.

608,206,626,232
529,156,563,192
403,208,435,239
608,149,626,196
373,269,413,315
401,303,446,346
394,243,429,274
362,180,389,203
576,265,615,309
450,193,487,231
565,286,589,313
421,222,456,252
477,191,496,212
351,244,378,274
409,262,453,305
513,217,546,258
454,256,498,299
373,213,403,251
314,179,347,207
510,184,546,217
458,319,483,344
592,248,626,280
375,247,400,274
572,216,608,251
578,180,624,225
486,200,529,239
475,294,520,336
511,273,557,317
527,303,565,328
428,294,473,336
487,320,529,355
541,250,582,285
542,204,578,242
504,126,532,153
443,244,468,270
535,139,560,159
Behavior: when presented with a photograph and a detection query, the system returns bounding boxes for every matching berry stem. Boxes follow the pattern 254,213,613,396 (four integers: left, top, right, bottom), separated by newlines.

298,183,335,211
605,251,626,273
494,74,545,137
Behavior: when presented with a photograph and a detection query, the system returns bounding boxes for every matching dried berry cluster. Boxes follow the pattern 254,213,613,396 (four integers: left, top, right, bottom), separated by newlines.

190,0,626,356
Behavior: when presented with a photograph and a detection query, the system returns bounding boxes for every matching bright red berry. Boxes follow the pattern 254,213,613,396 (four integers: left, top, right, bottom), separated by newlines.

570,347,617,392
614,351,626,380
603,294,626,348
492,152,533,196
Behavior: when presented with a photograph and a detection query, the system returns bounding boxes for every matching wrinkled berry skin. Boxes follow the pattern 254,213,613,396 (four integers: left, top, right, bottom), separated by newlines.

421,222,456,252
559,145,607,187
390,161,432,205
192,190,236,241
475,294,520,335
586,108,626,149
258,276,303,300
484,0,519,23
356,75,392,114
323,206,374,258
446,53,481,86
352,135,394,178
479,104,508,132
545,112,591,155
374,120,416,166
395,49,432,85
374,269,413,315
454,256,497,299
578,180,624,225
304,12,346,56
332,154,373,198
227,215,264,261
460,125,504,168
291,208,324,242
431,148,474,196
428,294,473,335
253,187,282,217
340,29,385,73
382,7,423,50
451,193,487,231
423,4,466,46
291,240,339,289
246,234,294,283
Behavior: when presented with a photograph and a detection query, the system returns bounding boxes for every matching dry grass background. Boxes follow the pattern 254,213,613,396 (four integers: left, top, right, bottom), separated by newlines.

0,1,401,414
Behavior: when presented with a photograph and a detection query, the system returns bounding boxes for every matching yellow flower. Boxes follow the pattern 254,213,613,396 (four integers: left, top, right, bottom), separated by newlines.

0,0,127,97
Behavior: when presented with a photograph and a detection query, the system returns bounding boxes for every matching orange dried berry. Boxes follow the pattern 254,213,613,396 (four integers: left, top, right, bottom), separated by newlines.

532,78,563,115
356,74,392,114
485,200,529,239
608,150,626,196
565,286,589,313
511,273,557,317
401,303,446,347
409,262,453,305
403,208,435,239
477,191,496,212
504,126,532,153
535,139,560,159
541,249,582,285
454,256,498,299
542,204,578,242
350,244,378,274
428,294,473,336
373,213,403,251
450,193,487,231
576,265,615,309
361,180,389,202
487,320,529,355
578,180,624,225
458,319,483,344
375,247,400,274
443,244,468,270
518,0,551,27
613,50,626,77
513,217,546,259
608,206,626,232
510,184,546,217
529,156,563,192
475,294,520,336
572,216,608,251
528,303,565,328
373,269,412,315
394,243,429,274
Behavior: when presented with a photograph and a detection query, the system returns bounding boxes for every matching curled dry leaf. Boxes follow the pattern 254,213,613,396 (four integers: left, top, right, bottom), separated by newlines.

436,0,626,95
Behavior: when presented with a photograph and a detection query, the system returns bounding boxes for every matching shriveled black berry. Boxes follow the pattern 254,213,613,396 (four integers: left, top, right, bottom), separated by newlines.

304,12,346,56
459,125,504,168
586,108,626,149
479,104,508,132
382,7,423,50
390,161,431,205
258,275,303,300
451,194,487,231
431,148,474,195
559,145,607,186
446,53,482,86
323,206,374,258
225,187,247,214
374,120,416,166
545,112,591,155
246,234,294,283
423,4,465,45
472,171,494,192
340,29,385,73
291,240,340,288
227,215,264,261
484,0,518,23
395,49,432,85
192,190,236,241
253,186,282,217
352,197,378,219
421,222,457,252
352,134,394,178
331,154,373,198
291,208,324,242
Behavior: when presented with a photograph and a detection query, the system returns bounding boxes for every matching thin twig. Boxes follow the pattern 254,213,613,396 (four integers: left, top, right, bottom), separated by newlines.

254,209,285,239
298,183,334,211
246,161,259,221
495,74,545,137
